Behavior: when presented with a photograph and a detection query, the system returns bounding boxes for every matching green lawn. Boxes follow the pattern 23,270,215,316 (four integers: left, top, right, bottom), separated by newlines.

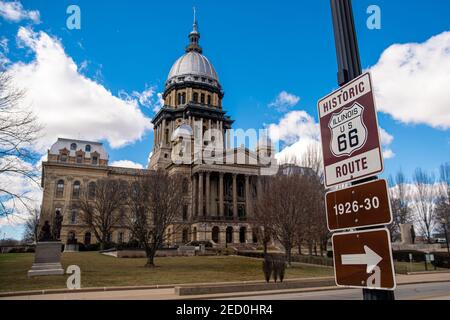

0,252,333,293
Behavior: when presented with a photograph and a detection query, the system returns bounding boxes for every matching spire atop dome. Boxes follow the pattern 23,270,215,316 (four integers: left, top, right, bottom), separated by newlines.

186,7,202,53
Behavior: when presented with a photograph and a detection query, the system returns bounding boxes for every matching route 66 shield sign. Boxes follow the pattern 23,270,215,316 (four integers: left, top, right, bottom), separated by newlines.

329,102,368,157
317,72,384,187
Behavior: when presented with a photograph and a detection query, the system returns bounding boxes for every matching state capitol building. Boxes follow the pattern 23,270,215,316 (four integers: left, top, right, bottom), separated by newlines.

40,18,278,248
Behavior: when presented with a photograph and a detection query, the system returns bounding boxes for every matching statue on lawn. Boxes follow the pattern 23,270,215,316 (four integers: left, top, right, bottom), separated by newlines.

38,221,53,242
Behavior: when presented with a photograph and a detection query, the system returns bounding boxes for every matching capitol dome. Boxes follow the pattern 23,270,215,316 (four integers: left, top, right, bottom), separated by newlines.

165,16,221,90
168,51,218,82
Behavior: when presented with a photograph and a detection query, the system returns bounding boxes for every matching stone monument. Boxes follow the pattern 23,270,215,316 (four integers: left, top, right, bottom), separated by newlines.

28,214,65,277
400,223,413,244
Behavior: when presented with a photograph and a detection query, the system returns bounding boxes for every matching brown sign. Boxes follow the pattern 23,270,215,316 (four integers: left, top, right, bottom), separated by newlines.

318,72,384,187
326,179,392,231
332,228,396,290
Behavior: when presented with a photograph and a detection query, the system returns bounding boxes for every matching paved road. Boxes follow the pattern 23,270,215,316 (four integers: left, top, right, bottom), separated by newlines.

219,282,450,300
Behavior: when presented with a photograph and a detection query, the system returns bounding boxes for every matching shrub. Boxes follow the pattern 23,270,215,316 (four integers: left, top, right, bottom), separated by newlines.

79,243,100,252
393,250,426,262
431,252,450,269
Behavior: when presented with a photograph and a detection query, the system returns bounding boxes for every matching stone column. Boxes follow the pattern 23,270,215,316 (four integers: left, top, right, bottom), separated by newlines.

219,173,224,218
205,172,210,217
192,174,198,218
232,174,238,220
198,172,204,217
245,175,251,218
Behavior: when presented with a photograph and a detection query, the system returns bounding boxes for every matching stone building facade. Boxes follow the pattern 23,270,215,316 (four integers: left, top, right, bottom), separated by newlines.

40,19,274,247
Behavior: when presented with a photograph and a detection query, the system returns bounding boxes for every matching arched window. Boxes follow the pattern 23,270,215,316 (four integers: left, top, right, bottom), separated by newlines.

72,181,81,198
85,145,91,152
207,95,211,105
70,143,77,150
200,93,205,104
56,180,64,197
193,92,198,103
212,226,220,243
177,93,182,105
226,227,233,244
88,182,96,199
182,229,188,243
182,92,186,104
240,227,247,244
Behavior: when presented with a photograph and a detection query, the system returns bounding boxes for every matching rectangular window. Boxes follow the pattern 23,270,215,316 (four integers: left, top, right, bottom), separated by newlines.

76,155,83,163
92,156,98,165
118,232,124,244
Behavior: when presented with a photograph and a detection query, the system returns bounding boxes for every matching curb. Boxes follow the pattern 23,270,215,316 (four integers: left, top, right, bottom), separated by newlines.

1,278,449,299
0,277,334,298
182,279,450,300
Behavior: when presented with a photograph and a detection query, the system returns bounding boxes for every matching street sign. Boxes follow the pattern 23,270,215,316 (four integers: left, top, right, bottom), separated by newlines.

318,72,384,187
332,228,396,290
325,179,392,231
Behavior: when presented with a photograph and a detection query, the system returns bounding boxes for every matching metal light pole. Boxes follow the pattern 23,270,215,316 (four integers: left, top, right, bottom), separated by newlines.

443,218,450,254
330,0,395,301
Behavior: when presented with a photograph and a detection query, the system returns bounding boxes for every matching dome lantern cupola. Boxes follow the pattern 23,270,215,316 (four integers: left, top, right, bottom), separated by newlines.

186,8,202,54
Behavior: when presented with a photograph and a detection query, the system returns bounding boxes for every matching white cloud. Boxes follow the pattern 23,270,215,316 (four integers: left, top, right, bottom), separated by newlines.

370,31,450,129
8,27,153,152
268,91,300,112
379,127,395,159
0,37,9,69
0,156,42,227
110,160,144,169
0,1,40,23
268,110,321,163
120,86,164,113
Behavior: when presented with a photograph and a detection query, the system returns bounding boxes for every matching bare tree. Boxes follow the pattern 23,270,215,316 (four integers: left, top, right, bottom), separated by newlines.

78,179,127,250
298,145,327,256
436,163,450,232
412,168,437,243
388,170,411,241
126,170,184,267
265,174,305,265
0,71,41,217
22,208,40,243
300,143,324,181
253,176,275,256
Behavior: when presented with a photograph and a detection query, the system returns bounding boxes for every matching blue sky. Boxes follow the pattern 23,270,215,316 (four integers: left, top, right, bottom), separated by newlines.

0,0,449,239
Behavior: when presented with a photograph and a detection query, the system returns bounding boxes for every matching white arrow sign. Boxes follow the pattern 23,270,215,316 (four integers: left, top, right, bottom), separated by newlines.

341,245,382,273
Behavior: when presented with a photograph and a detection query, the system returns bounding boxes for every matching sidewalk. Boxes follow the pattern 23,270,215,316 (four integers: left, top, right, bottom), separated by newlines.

1,272,450,300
